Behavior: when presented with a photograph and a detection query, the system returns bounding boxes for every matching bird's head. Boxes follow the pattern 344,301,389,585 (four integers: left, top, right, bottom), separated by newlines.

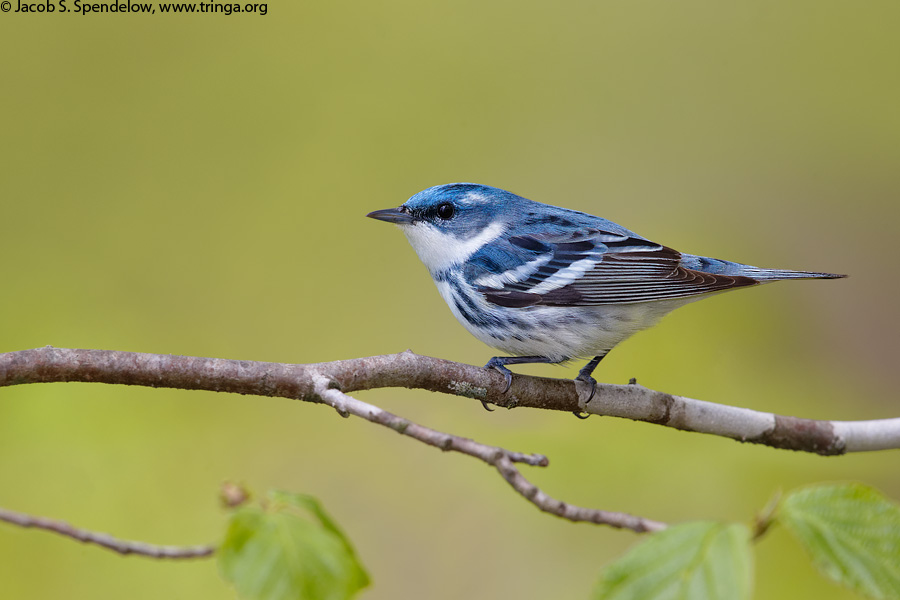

367,183,522,273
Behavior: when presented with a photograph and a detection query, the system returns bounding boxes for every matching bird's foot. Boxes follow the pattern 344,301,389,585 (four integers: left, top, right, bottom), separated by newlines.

575,372,598,404
571,373,597,419
484,357,514,393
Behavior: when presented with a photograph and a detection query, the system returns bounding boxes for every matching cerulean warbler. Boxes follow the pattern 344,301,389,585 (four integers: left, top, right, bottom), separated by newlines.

367,183,844,397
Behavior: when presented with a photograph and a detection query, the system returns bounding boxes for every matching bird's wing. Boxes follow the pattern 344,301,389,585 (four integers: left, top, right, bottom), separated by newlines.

464,228,759,307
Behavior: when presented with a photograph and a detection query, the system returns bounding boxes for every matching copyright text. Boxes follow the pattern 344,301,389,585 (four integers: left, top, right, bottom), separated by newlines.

1,0,267,15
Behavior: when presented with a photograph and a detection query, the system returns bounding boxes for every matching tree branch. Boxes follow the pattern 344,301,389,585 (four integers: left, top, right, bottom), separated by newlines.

0,506,214,559
2,347,897,455
0,347,665,536
312,377,664,532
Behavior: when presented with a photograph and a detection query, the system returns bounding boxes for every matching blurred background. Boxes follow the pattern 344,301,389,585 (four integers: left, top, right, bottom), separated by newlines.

1,1,897,598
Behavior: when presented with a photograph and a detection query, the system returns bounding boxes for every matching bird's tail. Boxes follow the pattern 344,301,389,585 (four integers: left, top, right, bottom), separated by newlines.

681,254,847,281
745,268,847,281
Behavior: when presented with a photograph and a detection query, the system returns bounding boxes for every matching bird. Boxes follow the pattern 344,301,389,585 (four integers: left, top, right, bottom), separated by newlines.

367,183,845,402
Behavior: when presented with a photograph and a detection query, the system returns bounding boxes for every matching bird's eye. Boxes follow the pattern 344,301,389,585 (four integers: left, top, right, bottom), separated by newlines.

436,202,455,220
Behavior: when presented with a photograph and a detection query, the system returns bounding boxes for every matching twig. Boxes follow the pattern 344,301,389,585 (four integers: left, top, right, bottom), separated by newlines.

1,347,897,455
0,506,214,559
312,376,664,532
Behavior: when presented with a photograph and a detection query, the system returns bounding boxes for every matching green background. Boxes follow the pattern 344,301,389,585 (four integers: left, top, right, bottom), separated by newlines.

1,1,898,599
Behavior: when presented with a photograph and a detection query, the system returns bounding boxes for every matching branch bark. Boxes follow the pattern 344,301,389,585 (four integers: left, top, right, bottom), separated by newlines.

2,347,897,455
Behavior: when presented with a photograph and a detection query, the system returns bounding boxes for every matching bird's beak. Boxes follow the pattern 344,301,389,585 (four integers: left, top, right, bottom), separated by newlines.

366,207,415,225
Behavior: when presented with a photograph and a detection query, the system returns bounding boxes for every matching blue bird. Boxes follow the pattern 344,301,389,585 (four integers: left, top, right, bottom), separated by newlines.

367,183,845,400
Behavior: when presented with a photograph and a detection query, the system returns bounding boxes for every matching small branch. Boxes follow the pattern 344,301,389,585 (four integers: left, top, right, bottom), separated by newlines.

1,347,897,455
312,376,547,467
312,377,664,532
0,506,215,559
492,454,663,531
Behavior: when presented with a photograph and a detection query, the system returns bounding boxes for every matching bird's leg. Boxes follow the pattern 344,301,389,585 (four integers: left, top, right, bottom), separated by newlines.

483,355,565,398
575,354,606,404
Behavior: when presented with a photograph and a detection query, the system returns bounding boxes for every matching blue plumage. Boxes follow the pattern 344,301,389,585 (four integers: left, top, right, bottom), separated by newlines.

368,183,844,396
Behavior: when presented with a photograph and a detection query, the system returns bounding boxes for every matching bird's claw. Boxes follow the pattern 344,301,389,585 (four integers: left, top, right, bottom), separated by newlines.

484,357,514,393
572,374,596,418
480,400,495,412
575,373,597,403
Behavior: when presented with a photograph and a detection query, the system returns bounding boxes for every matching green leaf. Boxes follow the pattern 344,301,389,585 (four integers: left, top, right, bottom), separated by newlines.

218,491,370,600
779,483,900,599
594,521,753,600
269,491,354,548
